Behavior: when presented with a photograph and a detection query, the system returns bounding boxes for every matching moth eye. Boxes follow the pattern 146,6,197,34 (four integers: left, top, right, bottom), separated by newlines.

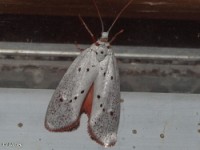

69,99,72,103
86,68,90,72
101,51,104,54
103,72,106,76
74,96,77,100
100,104,103,107
78,67,81,72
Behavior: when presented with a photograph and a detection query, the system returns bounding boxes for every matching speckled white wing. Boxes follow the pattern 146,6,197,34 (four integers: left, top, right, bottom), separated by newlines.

45,48,99,131
88,49,120,147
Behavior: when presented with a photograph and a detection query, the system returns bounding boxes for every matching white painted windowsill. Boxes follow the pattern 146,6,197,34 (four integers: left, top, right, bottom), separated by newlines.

0,88,200,150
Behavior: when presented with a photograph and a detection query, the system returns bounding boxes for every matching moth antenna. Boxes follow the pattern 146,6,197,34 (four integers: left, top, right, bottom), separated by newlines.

109,29,124,44
107,0,133,33
79,15,96,42
93,0,104,32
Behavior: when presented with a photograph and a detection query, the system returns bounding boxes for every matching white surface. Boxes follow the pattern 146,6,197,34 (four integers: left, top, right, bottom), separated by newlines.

0,88,200,150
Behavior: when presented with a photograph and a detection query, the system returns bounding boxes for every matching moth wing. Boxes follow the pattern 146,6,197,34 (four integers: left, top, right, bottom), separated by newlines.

88,50,120,147
45,48,99,131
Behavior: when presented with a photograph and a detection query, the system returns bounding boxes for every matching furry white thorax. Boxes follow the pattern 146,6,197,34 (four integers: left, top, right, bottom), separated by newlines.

101,32,109,39
91,38,112,62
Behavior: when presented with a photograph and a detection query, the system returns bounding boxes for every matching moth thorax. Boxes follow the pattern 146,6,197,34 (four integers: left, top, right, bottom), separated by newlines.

100,32,109,42
95,45,108,62
101,32,108,38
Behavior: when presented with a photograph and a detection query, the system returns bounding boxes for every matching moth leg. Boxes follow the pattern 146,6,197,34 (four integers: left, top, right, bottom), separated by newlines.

74,41,84,51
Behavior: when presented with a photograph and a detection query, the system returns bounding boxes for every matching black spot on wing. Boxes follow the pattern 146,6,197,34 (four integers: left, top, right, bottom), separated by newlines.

110,111,114,116
111,76,113,80
59,98,63,102
81,90,85,94
97,95,101,99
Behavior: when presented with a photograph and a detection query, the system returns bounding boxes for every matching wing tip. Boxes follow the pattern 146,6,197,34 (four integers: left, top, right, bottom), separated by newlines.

44,118,80,132
87,125,117,148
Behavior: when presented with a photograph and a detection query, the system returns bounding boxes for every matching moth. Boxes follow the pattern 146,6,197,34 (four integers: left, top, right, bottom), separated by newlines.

45,0,133,147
